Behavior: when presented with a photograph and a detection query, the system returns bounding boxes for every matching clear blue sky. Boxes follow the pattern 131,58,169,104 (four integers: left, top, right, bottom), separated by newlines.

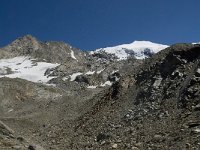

0,0,200,50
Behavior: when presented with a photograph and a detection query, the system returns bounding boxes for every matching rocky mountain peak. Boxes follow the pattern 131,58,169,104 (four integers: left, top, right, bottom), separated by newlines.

18,34,38,42
0,35,86,63
11,34,40,49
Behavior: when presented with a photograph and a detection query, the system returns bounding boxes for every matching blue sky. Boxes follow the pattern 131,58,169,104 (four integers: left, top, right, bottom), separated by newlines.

0,0,200,50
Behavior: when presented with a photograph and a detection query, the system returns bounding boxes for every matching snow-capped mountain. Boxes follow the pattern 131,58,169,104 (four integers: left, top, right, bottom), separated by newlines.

91,41,169,60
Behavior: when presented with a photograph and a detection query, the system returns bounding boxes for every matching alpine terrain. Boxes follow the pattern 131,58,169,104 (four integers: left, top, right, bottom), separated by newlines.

0,35,199,150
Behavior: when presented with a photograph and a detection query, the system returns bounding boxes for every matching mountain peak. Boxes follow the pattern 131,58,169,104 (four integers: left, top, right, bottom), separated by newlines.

10,34,39,47
94,41,169,60
22,34,36,39
18,34,38,42
132,40,156,44
131,40,166,46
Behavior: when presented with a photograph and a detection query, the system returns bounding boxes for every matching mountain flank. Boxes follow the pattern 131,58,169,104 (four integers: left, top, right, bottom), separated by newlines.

0,35,199,149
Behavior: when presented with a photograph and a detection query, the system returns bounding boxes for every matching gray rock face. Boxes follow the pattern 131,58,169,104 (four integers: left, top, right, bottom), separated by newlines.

0,35,86,64
0,36,199,150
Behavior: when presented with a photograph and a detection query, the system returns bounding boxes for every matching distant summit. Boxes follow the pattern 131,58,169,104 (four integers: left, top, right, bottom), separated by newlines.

91,41,169,60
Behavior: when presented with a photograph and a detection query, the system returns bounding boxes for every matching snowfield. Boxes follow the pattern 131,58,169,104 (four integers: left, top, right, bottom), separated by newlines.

0,56,59,83
93,41,169,60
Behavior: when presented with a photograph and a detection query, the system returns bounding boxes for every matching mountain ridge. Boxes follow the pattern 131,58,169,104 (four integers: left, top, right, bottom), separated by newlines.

0,35,199,149
0,35,168,87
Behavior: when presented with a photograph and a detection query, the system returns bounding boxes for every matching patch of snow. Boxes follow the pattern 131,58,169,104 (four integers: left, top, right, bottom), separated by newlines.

92,41,169,60
97,68,105,74
115,77,120,81
197,68,200,74
87,85,97,89
85,71,95,75
193,128,200,133
8,109,13,112
192,42,200,44
62,76,69,81
0,56,59,83
100,81,112,87
71,50,77,60
46,83,57,87
70,72,83,81
111,70,119,74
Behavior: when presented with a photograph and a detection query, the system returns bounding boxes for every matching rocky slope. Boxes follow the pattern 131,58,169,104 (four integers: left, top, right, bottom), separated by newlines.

71,43,200,150
0,35,199,149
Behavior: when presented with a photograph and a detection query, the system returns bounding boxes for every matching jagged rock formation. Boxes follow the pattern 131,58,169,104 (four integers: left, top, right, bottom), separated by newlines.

0,35,199,150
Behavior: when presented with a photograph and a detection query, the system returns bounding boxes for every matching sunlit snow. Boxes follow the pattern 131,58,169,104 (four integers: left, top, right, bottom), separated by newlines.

94,41,169,60
87,85,97,89
100,81,112,87
85,71,95,75
111,70,119,74
62,76,69,81
70,72,83,81
71,50,77,60
0,56,59,83
97,69,105,74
